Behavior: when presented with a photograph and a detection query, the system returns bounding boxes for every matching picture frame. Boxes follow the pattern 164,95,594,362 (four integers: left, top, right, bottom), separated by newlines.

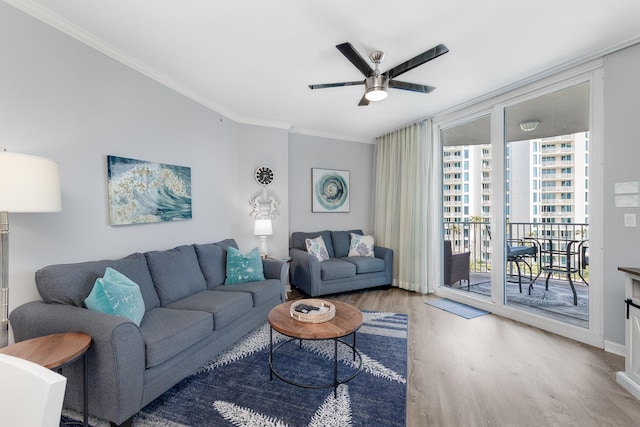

312,168,350,213
107,155,192,225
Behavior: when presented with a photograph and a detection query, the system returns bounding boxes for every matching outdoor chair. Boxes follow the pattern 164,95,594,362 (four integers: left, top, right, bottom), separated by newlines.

444,240,471,289
486,226,538,293
506,238,539,293
578,241,589,285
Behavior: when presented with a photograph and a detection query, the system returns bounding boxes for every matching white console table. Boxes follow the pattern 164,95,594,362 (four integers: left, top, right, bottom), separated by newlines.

617,267,640,400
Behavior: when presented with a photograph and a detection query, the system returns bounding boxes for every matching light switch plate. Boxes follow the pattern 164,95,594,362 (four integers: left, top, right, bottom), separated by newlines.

625,213,637,227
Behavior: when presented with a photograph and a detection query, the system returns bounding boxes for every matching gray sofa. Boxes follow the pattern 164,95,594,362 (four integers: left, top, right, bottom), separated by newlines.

9,239,286,427
289,229,393,297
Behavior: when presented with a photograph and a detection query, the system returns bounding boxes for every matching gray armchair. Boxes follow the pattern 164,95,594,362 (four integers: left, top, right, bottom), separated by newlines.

444,240,470,288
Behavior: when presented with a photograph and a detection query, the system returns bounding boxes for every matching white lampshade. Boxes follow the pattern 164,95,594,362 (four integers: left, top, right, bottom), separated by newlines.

0,152,61,212
253,218,273,236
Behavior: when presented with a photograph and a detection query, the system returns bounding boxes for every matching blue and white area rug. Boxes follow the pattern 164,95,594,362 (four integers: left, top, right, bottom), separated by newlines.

65,311,407,427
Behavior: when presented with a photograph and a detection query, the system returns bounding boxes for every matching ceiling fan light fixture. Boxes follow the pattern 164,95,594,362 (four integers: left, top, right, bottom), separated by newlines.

364,74,388,102
519,120,540,132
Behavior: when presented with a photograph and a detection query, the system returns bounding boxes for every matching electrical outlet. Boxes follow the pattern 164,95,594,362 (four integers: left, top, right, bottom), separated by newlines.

624,213,637,227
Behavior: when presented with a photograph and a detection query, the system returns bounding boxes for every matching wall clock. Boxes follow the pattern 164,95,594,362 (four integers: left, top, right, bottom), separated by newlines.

255,166,274,186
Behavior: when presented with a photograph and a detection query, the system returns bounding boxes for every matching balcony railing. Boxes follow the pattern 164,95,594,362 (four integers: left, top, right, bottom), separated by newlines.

443,221,588,282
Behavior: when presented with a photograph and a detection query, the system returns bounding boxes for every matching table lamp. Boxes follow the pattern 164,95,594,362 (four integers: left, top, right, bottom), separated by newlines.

0,151,61,347
253,218,273,258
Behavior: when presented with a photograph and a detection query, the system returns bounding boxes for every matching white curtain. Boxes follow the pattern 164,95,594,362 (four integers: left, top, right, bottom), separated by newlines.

373,119,440,293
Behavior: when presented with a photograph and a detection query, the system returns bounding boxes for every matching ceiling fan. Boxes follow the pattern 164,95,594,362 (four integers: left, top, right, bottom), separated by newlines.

309,42,449,106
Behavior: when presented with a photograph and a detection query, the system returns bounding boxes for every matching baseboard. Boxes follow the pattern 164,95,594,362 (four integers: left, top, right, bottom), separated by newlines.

616,372,640,400
605,340,625,357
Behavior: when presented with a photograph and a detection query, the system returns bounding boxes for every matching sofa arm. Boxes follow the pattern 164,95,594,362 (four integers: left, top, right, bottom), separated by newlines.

289,247,322,296
374,245,394,285
262,258,287,301
10,301,146,425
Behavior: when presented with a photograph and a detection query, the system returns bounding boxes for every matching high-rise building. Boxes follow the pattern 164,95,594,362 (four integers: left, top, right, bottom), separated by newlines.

443,132,589,258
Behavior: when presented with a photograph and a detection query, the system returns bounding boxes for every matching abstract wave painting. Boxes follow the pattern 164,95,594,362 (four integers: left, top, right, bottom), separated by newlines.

312,168,349,212
107,155,192,225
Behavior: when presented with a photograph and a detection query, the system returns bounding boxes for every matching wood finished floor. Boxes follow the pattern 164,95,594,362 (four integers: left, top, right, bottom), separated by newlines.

290,287,640,427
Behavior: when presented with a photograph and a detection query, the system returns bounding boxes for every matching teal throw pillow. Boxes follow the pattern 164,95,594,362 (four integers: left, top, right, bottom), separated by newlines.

84,267,145,326
225,246,265,285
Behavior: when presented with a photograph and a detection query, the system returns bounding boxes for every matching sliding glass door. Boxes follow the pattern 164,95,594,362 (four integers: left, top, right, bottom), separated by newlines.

437,71,600,343
441,115,492,299
503,82,590,328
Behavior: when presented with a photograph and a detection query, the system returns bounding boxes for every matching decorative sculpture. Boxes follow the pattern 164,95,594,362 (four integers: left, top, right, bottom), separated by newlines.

249,186,280,219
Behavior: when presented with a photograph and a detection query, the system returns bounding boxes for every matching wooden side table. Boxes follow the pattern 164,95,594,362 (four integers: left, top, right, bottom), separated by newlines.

0,332,91,427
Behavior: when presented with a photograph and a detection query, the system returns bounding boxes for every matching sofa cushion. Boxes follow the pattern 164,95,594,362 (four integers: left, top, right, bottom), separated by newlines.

165,290,253,329
212,278,281,307
305,235,330,262
320,258,357,280
341,256,386,274
193,243,226,289
35,252,160,310
225,247,265,285
84,267,146,326
140,307,213,368
214,238,240,252
145,245,208,306
291,230,335,258
331,229,363,258
348,233,375,257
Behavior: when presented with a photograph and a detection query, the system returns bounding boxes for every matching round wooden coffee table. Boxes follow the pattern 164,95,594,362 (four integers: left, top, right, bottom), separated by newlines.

268,300,363,394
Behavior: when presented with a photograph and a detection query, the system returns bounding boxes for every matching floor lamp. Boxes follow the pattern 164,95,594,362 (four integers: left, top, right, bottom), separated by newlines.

0,152,61,347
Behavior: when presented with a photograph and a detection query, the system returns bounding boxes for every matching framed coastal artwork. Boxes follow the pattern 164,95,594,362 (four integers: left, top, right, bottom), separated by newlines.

312,168,350,213
107,155,192,225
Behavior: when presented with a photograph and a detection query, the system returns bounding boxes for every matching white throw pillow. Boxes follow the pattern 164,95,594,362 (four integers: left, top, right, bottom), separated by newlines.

305,235,330,262
348,233,375,257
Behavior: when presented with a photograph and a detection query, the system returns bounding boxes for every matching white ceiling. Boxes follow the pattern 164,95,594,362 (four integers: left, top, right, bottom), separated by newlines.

8,0,640,142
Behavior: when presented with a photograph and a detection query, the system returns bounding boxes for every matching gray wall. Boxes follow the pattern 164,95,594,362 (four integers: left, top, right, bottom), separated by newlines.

7,0,638,349
603,43,640,344
288,133,374,237
0,3,368,318
235,123,290,257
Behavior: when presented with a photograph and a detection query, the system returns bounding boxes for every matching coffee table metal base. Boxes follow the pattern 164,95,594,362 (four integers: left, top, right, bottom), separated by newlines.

269,327,363,396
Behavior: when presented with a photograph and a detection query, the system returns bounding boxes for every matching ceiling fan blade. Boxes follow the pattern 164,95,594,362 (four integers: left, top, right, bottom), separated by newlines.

389,80,436,93
358,95,370,106
336,42,374,77
308,81,364,89
386,44,449,79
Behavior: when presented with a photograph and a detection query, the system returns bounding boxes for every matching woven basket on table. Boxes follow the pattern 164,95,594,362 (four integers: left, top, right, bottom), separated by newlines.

290,299,336,323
